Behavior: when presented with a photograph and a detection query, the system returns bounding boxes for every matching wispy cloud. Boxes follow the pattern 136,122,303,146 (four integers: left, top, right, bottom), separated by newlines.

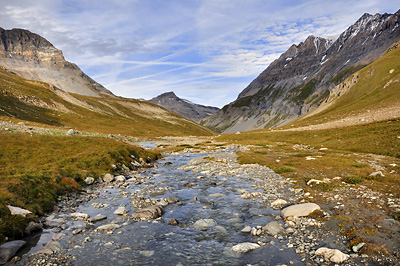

0,0,398,107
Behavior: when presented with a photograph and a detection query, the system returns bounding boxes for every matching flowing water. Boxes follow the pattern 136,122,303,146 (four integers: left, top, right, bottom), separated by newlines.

15,147,304,265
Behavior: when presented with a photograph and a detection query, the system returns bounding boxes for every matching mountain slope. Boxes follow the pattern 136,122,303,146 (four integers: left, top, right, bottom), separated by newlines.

202,10,400,133
0,67,215,137
0,27,113,97
148,92,219,122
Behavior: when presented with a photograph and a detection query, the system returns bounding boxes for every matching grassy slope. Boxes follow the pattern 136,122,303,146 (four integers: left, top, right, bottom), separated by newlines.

287,42,400,128
0,67,215,137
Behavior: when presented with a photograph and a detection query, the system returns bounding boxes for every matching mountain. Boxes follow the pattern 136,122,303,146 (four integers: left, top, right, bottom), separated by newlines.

148,91,219,122
202,10,400,133
0,27,113,97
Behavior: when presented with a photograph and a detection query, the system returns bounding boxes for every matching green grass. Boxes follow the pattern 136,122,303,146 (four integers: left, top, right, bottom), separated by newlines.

0,131,160,243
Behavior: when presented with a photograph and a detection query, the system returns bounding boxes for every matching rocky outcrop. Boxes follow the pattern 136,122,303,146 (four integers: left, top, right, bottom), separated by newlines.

202,9,400,132
0,28,113,97
148,92,219,122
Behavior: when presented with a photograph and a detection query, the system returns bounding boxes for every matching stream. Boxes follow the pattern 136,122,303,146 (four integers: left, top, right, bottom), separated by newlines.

13,146,305,265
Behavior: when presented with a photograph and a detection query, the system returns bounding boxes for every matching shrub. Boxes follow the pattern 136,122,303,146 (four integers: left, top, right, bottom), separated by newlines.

275,166,296,174
344,176,364,185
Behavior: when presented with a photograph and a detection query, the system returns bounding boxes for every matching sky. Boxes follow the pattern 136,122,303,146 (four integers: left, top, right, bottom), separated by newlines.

0,1,399,107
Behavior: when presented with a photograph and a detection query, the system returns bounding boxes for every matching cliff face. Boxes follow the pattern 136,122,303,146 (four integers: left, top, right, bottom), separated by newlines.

202,10,400,133
148,92,219,123
0,28,113,97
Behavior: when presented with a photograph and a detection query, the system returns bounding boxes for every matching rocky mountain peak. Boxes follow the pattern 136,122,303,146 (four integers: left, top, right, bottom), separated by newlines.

202,9,400,133
148,92,219,123
0,27,113,97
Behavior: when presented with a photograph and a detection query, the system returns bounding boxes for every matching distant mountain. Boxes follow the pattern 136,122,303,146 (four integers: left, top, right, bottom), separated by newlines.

202,9,400,132
0,27,113,97
148,92,219,122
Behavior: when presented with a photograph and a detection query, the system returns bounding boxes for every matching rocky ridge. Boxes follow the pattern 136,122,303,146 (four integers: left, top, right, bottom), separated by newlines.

202,9,400,132
0,28,113,97
148,91,219,122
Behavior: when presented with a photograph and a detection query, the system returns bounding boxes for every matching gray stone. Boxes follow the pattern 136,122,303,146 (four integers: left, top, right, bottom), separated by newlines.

45,215,65,227
44,241,61,253
70,212,89,220
0,240,26,264
352,242,365,253
231,242,260,253
66,129,77,135
131,206,165,221
7,205,32,217
103,173,114,182
262,221,285,236
241,225,252,233
25,221,42,235
281,203,321,218
96,223,121,231
114,206,128,215
88,214,107,223
193,219,217,231
270,199,288,209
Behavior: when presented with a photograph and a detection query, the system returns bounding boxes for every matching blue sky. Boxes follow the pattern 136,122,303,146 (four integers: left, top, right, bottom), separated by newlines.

0,0,399,107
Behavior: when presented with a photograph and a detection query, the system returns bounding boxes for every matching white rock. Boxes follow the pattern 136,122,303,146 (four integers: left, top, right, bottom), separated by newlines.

7,205,32,217
281,203,321,218
70,213,89,220
231,242,260,253
84,176,95,185
114,206,128,215
103,173,114,182
315,247,349,263
307,179,325,186
240,192,252,199
305,156,316,160
115,175,126,182
369,171,384,177
271,199,287,208
241,225,252,233
140,250,154,257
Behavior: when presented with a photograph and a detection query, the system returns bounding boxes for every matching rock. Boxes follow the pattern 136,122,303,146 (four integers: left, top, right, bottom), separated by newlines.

215,225,227,233
103,173,114,183
73,229,83,235
231,242,260,253
369,171,384,177
44,241,61,253
241,225,252,233
315,247,349,263
0,240,26,264
306,179,326,186
271,199,287,208
7,205,32,217
140,250,154,257
262,221,285,236
131,206,165,221
45,215,65,227
66,129,77,135
166,197,179,204
209,193,224,198
84,177,95,185
96,223,121,231
51,233,65,241
88,214,107,223
168,218,180,225
115,175,126,182
281,203,321,218
240,192,252,199
24,221,42,235
70,212,90,220
114,206,128,215
352,242,365,253
193,219,217,231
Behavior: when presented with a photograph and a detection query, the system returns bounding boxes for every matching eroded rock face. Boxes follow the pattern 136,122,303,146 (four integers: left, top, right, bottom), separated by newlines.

0,27,113,97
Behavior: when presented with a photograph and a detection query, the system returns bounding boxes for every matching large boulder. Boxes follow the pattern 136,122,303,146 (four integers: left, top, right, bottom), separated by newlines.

0,240,26,264
281,203,321,218
315,247,349,263
131,206,165,221
24,221,43,235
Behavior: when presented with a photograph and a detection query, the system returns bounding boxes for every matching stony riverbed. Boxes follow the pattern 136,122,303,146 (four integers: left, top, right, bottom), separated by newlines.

6,145,393,265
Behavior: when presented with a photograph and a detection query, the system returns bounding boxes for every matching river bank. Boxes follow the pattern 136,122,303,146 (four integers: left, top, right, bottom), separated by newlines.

5,141,398,265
